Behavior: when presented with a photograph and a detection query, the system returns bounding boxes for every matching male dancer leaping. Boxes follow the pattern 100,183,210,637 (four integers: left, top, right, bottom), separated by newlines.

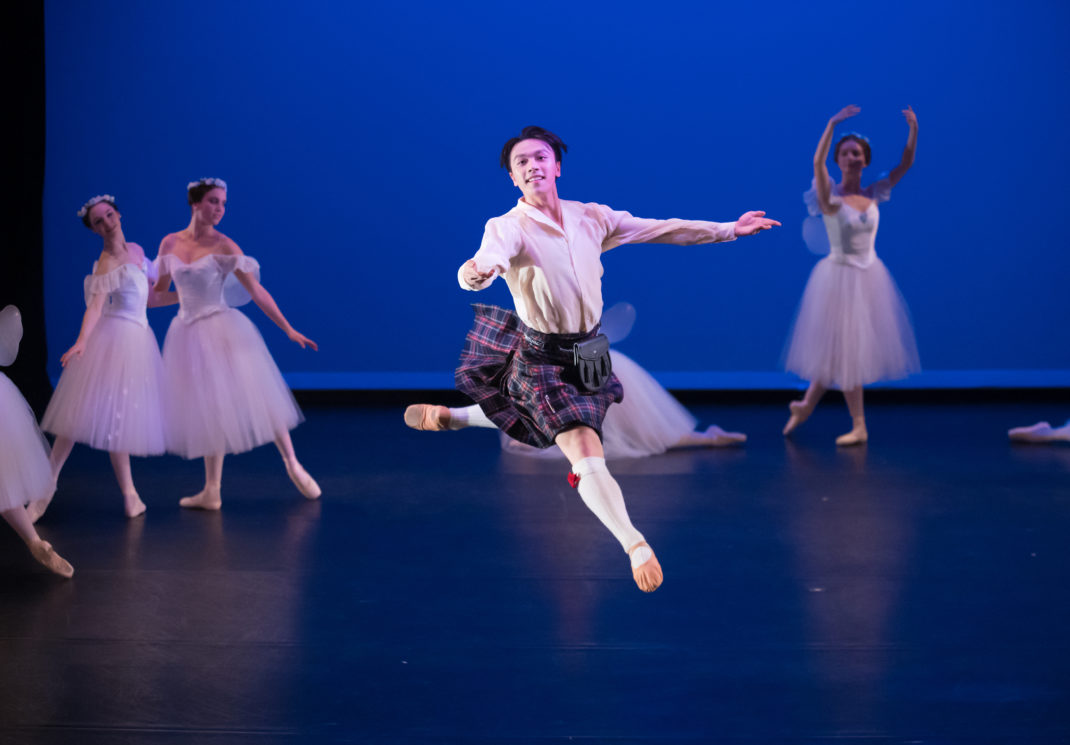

406,126,779,592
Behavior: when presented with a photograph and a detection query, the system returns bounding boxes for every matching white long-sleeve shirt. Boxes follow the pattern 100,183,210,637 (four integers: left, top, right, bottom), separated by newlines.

458,198,737,334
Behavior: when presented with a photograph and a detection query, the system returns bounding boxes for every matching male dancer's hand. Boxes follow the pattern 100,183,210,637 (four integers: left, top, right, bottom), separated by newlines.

462,259,497,288
734,211,781,236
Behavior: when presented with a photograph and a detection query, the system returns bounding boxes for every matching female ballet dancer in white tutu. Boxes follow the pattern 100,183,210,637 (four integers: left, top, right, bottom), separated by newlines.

782,105,920,445
0,305,74,577
154,178,320,510
36,195,174,519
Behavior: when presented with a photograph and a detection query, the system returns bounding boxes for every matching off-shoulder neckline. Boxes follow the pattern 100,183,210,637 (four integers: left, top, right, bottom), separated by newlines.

166,252,237,267
91,257,149,276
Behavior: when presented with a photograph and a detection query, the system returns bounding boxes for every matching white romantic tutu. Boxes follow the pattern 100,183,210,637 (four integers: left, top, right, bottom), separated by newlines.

162,308,302,459
501,349,695,460
0,373,54,510
41,316,166,455
784,256,919,390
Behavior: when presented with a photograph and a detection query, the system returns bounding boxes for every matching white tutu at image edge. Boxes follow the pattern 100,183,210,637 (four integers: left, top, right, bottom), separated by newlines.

0,373,54,510
783,255,919,390
501,349,696,460
162,307,302,459
40,314,167,455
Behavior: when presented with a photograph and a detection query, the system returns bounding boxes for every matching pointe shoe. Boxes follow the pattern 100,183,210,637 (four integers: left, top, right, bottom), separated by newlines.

705,425,747,447
403,404,450,431
285,461,322,500
628,541,663,593
835,426,868,447
28,540,74,578
782,401,812,436
123,493,147,518
179,488,222,511
1007,422,1070,443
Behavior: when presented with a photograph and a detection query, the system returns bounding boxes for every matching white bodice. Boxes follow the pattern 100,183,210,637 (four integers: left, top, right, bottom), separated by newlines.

159,253,260,324
84,259,155,328
804,179,891,270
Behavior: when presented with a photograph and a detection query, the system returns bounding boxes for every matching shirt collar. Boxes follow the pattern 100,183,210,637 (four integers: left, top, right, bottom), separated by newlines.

513,198,573,235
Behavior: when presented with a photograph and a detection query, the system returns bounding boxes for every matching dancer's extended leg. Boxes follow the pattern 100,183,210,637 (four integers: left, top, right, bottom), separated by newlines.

556,426,662,592
180,454,223,510
1008,420,1070,443
783,381,826,436
109,451,146,517
673,424,747,448
275,431,321,499
836,387,868,446
2,507,74,578
404,403,497,431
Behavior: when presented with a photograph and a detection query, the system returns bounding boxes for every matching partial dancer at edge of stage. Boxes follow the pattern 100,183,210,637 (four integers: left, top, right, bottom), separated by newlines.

154,178,320,510
432,347,747,460
1008,419,1070,443
34,195,174,521
405,126,779,592
782,105,920,446
0,306,74,577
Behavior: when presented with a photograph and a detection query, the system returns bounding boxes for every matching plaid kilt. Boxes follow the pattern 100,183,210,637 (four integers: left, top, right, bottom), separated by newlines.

455,304,623,449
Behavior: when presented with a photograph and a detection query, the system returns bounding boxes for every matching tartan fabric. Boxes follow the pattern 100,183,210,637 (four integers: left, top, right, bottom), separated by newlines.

455,304,623,449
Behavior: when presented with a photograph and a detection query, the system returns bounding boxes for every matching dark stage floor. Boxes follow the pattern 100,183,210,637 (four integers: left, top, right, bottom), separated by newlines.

1,399,1069,744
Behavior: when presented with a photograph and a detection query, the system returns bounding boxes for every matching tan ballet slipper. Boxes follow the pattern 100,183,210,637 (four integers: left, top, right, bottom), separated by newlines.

835,423,868,447
704,425,747,446
123,492,147,518
285,460,322,500
628,541,663,593
179,486,222,511
782,400,813,436
28,539,74,579
403,404,451,432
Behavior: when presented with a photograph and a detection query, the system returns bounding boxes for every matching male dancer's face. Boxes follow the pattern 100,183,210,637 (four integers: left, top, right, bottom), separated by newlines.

507,139,561,202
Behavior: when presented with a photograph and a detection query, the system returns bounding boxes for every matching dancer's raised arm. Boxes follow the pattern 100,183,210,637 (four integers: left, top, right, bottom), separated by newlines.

888,106,918,187
814,105,860,213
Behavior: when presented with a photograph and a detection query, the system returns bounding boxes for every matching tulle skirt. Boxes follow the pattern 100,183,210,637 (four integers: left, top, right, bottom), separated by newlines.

162,308,302,459
784,257,920,391
501,350,695,460
0,373,54,510
41,315,166,455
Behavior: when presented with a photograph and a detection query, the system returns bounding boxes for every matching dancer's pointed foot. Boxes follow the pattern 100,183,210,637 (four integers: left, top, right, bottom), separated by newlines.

835,424,868,447
403,404,450,431
123,492,147,518
285,460,322,500
1008,421,1069,443
783,400,812,436
628,541,663,593
179,486,221,511
704,425,747,447
28,539,74,578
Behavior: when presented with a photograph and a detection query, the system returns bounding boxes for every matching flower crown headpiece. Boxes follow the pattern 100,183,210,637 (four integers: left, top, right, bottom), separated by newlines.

77,194,116,219
187,177,227,192
839,131,870,144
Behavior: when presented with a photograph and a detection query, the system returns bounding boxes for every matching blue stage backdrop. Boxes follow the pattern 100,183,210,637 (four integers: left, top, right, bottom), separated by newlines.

43,0,1070,389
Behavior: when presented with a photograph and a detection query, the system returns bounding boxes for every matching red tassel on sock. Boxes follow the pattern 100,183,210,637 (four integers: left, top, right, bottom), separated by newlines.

567,472,581,488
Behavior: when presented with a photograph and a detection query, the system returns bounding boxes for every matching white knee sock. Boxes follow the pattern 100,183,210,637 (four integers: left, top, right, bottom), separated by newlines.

448,404,497,430
571,456,645,556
